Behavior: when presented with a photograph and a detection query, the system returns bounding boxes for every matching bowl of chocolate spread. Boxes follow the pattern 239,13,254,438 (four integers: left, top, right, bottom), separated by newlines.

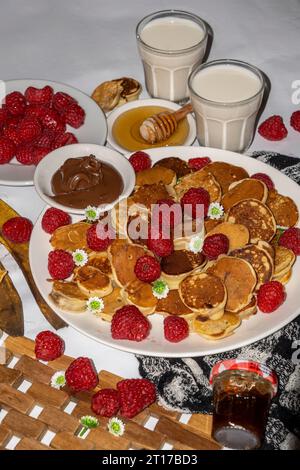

34,144,135,214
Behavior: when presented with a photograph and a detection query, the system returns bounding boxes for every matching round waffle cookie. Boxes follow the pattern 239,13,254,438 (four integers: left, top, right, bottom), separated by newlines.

50,280,88,312
154,157,192,178
122,279,157,315
192,312,241,340
266,189,299,227
226,199,276,243
74,265,113,297
221,178,268,212
202,161,249,193
160,249,207,289
174,169,222,202
155,289,194,319
206,221,249,251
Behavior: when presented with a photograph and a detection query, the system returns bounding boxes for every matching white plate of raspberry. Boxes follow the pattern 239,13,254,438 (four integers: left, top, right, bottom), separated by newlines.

0,79,107,186
29,146,300,357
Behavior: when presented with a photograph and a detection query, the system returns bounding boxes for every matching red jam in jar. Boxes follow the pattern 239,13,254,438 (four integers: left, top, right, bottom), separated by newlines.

210,359,278,450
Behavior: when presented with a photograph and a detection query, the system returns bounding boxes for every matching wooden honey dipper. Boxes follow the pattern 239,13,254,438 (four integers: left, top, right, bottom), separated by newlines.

139,103,193,144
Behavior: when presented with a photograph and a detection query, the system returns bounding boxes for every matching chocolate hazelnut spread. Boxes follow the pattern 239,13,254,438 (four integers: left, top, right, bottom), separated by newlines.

161,249,205,275
51,155,123,209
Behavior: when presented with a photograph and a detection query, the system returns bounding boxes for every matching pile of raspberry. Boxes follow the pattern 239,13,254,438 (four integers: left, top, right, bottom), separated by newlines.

0,86,85,165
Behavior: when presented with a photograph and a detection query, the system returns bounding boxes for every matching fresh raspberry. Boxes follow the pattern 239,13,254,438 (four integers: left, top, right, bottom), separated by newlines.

152,198,181,230
25,103,50,121
65,357,99,392
134,255,161,282
34,330,65,361
15,144,35,165
41,207,71,234
4,115,22,129
147,227,174,257
181,187,210,219
0,107,8,129
203,233,229,260
33,146,51,165
18,117,42,143
111,305,151,342
91,389,120,417
129,151,151,173
0,137,16,163
63,103,85,128
117,378,156,418
48,249,74,279
5,91,26,116
279,227,300,255
52,131,78,149
258,115,288,141
257,281,285,313
52,92,77,113
34,129,55,148
86,223,114,251
41,109,66,133
188,157,211,171
251,172,275,190
290,110,300,132
2,216,32,243
3,126,22,146
164,316,189,343
25,85,53,105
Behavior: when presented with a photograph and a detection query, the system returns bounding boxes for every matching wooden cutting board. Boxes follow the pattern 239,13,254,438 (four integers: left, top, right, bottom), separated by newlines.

0,336,219,450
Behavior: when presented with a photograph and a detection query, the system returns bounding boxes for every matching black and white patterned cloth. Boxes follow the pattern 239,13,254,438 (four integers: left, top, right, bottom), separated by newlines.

137,152,300,450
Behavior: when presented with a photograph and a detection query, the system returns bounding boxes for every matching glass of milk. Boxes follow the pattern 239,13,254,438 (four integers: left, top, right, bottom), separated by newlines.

188,59,265,152
136,10,208,103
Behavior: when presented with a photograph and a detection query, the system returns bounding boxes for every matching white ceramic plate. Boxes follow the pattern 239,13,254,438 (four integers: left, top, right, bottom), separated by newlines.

0,79,107,186
106,98,196,154
29,146,300,357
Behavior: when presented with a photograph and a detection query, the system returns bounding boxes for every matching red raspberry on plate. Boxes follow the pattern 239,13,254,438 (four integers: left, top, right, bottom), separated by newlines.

42,207,71,234
181,187,210,219
147,227,174,257
33,146,51,165
63,103,85,128
34,130,55,148
65,357,99,392
203,233,229,260
15,144,35,165
117,378,156,418
152,198,181,230
2,216,33,243
52,131,78,149
42,109,66,133
18,117,42,143
0,107,8,129
188,157,211,171
3,126,22,146
0,137,16,164
111,305,151,342
25,103,50,121
91,389,120,417
129,151,151,173
290,110,300,132
134,255,161,282
87,223,114,251
5,91,26,116
25,85,53,105
164,316,189,343
257,280,285,313
4,115,22,129
52,92,77,113
48,249,75,279
258,115,288,141
278,227,300,255
35,330,65,361
251,172,274,190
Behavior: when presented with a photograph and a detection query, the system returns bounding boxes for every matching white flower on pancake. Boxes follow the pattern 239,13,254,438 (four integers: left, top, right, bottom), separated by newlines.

85,205,100,222
208,202,224,220
107,417,125,437
72,249,88,267
50,370,66,389
152,279,169,299
87,296,104,314
188,234,204,254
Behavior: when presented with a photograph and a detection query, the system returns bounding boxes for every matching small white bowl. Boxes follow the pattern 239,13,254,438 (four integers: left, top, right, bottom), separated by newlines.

107,98,196,154
34,143,135,215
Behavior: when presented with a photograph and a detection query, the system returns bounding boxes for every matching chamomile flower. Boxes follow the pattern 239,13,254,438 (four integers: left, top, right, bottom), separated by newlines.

188,233,204,254
152,279,169,300
86,297,104,315
72,249,88,267
107,417,125,437
85,205,100,223
50,371,66,389
79,415,99,437
208,202,224,220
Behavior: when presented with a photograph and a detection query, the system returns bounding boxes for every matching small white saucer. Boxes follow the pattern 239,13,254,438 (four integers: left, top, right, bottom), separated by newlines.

106,98,197,154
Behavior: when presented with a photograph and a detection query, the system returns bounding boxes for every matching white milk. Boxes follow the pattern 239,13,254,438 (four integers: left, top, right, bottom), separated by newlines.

189,61,265,152
137,13,207,102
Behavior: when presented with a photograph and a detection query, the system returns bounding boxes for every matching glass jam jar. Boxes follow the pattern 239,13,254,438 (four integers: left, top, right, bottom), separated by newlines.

210,359,278,450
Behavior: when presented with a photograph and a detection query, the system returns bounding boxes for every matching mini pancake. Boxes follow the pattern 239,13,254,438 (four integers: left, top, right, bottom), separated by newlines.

126,212,150,246
179,272,227,317
227,296,257,320
230,242,274,289
108,239,148,287
206,222,249,251
206,256,257,313
101,287,126,322
204,218,223,233
173,219,204,251
135,166,177,188
87,252,112,277
266,189,299,227
226,199,276,243
130,183,171,210
155,289,193,318
161,250,207,289
174,169,222,202
273,245,296,278
202,161,249,193
49,281,88,312
153,157,192,178
274,268,292,285
74,265,113,297
221,178,268,212
123,279,157,315
192,312,241,340
50,222,90,251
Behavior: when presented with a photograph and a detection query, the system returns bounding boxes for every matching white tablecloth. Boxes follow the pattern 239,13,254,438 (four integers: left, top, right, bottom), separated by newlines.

0,0,299,377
